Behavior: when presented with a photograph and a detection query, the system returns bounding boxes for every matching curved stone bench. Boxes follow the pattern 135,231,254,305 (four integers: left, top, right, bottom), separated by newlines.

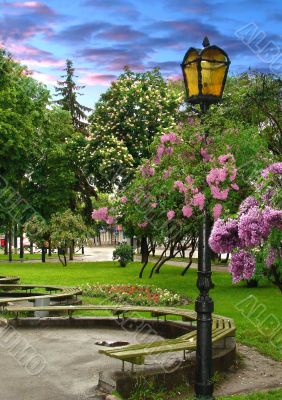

0,284,82,307
4,304,236,368
0,276,20,284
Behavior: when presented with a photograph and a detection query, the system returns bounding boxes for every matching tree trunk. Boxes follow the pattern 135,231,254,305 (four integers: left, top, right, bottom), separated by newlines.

82,245,84,255
41,247,46,263
140,236,149,264
8,225,12,262
4,232,8,255
30,241,34,254
19,228,24,259
48,239,52,256
14,226,17,254
69,241,74,261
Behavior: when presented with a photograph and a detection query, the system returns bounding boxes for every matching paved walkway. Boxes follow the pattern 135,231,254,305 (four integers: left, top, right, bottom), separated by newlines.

0,246,229,272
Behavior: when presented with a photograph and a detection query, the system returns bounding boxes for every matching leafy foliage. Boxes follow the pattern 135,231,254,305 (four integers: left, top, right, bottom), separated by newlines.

113,242,133,267
55,59,91,131
50,209,88,249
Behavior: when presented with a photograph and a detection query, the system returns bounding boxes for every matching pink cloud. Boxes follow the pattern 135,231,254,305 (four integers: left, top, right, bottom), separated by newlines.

8,1,56,16
21,58,65,68
167,74,182,81
2,42,65,69
31,71,57,85
79,73,116,86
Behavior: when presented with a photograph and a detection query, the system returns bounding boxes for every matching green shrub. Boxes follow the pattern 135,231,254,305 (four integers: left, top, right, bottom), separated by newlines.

113,243,133,267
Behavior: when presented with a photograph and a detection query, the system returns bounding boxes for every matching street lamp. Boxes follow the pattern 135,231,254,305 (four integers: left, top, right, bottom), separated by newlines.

181,37,230,400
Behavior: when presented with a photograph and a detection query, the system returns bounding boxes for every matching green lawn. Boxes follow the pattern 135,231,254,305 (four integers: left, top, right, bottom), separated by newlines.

0,253,57,261
217,389,282,400
0,260,281,399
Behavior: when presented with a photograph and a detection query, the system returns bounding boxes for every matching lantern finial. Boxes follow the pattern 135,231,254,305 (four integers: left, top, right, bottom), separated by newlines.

202,36,210,48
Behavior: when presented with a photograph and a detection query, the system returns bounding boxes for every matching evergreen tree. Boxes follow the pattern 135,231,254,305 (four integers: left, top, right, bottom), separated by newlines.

55,59,91,131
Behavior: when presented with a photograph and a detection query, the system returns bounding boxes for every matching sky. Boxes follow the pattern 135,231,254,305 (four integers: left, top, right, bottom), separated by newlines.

1,0,281,108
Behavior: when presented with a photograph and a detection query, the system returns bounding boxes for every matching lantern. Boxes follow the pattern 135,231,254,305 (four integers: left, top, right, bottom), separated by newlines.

181,37,230,104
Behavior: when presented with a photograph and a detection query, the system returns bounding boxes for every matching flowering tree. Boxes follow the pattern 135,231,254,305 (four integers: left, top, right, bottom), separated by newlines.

88,67,183,173
209,163,282,291
92,112,270,278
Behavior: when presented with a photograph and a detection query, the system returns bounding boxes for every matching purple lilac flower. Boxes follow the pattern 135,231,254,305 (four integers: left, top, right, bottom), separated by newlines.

239,196,258,216
263,207,282,230
265,248,278,268
229,250,256,283
238,206,270,248
261,162,282,178
209,218,240,254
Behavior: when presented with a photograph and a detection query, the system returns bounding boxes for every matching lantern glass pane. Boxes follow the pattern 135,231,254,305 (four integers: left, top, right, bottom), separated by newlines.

201,48,227,96
183,50,199,97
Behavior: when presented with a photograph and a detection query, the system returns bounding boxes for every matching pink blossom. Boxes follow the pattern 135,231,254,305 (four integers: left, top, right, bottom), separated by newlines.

188,117,194,125
231,183,239,191
157,145,165,158
120,196,127,204
229,168,237,181
167,210,175,220
154,155,161,164
212,204,223,220
206,168,227,185
160,132,180,144
210,186,229,200
182,205,193,218
163,169,171,179
192,192,205,210
106,216,114,225
138,221,148,228
200,148,211,162
173,180,187,193
141,165,155,177
151,202,157,208
91,207,108,221
165,147,173,155
185,175,194,185
218,153,235,164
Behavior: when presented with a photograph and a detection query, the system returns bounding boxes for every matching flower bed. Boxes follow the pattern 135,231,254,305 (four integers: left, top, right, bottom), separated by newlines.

82,284,189,306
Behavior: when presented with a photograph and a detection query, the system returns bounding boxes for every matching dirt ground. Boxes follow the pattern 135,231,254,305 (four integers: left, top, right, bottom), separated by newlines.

215,344,282,397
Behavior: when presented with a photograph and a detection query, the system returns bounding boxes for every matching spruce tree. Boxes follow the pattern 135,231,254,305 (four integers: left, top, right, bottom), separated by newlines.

55,59,91,131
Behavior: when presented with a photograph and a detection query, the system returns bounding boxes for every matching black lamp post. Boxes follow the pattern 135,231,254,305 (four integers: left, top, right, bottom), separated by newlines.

181,37,230,400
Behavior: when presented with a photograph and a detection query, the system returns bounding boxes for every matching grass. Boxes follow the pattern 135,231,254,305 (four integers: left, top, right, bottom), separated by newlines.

0,253,57,261
0,260,280,361
217,389,282,399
